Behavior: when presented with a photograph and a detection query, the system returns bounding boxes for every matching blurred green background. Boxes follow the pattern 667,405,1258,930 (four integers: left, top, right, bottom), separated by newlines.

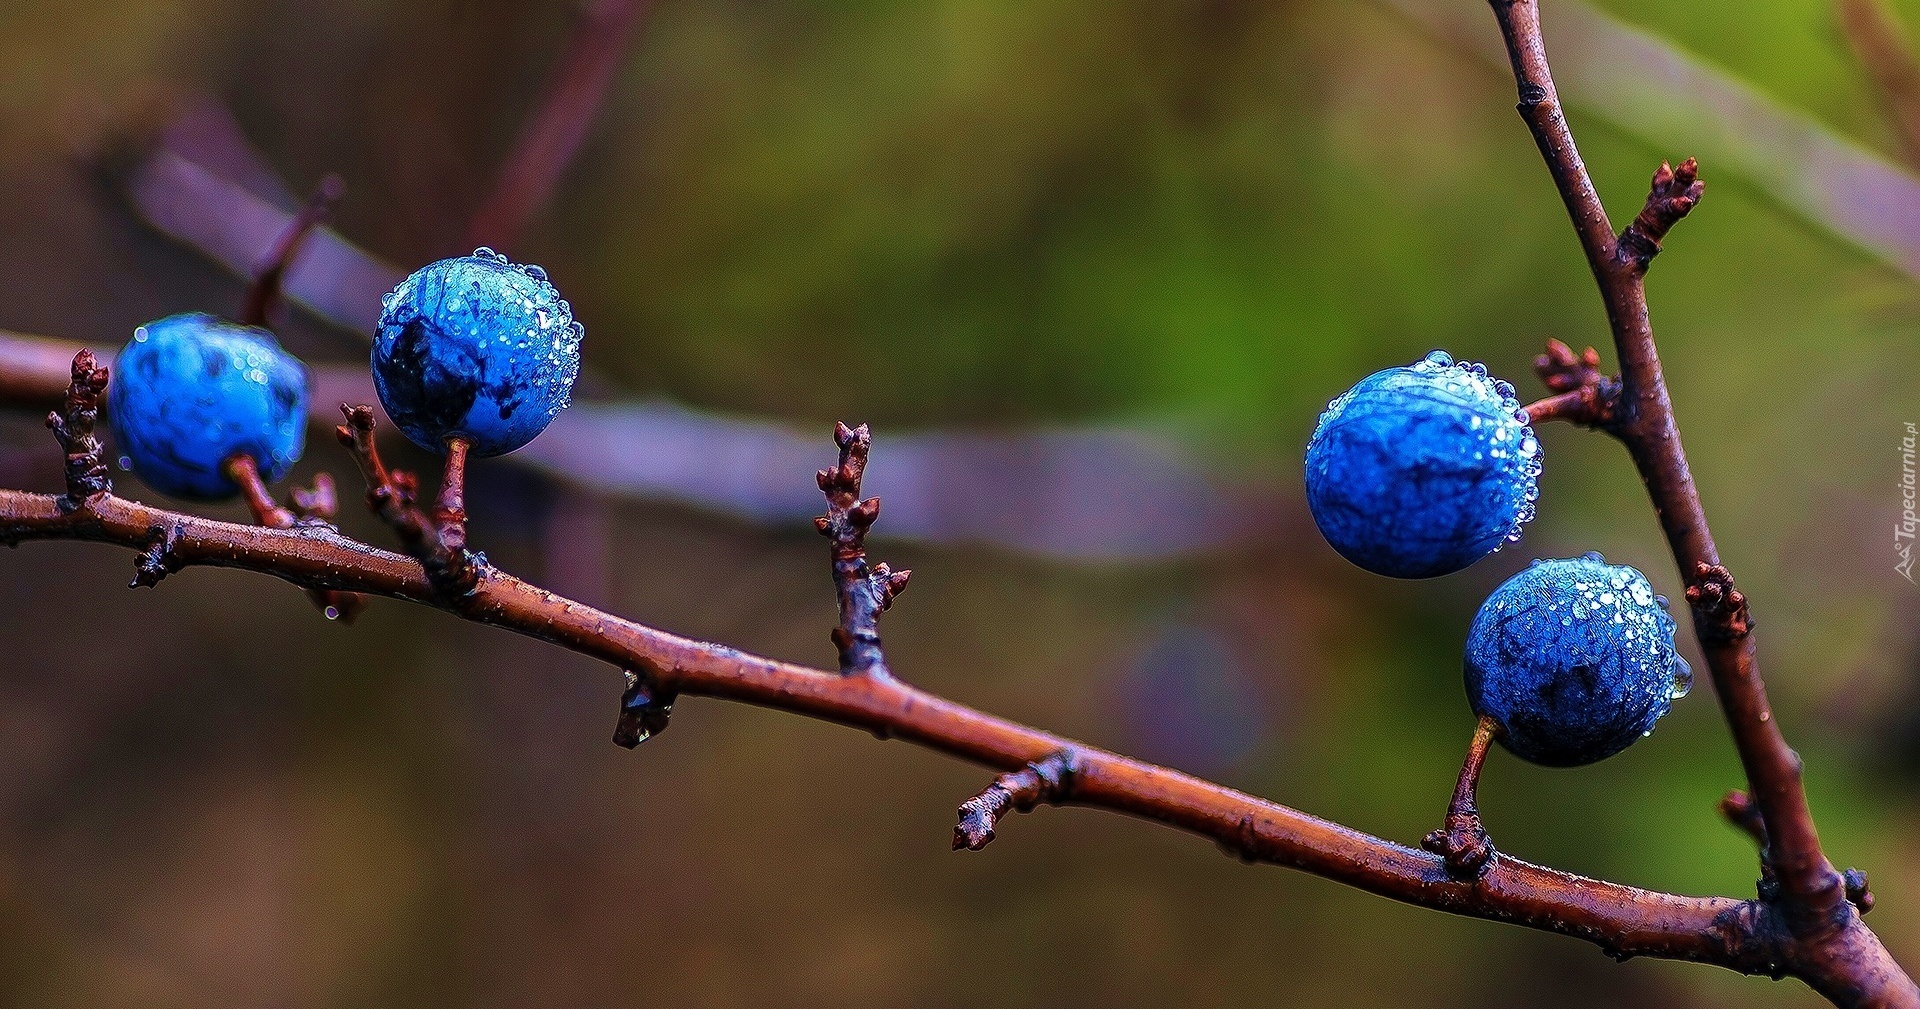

0,0,1916,1005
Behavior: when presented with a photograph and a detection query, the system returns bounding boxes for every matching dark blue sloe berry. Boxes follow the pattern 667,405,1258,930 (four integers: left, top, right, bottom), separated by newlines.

1465,553,1691,767
108,313,309,501
372,248,583,458
1304,351,1541,578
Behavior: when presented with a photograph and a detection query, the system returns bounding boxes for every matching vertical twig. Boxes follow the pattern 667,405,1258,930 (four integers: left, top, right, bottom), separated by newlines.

1491,3,1916,1003
464,0,655,251
239,175,345,328
44,351,110,507
1836,0,1920,171
814,423,910,677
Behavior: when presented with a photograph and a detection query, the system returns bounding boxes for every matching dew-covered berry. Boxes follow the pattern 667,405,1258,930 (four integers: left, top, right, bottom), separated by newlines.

372,248,584,458
108,313,308,501
1465,553,1691,767
1304,351,1541,578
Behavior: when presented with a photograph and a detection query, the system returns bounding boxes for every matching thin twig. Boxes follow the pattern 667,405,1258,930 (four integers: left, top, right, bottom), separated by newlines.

953,751,1076,851
814,422,910,677
239,175,344,328
464,0,655,251
335,404,430,554
43,351,109,506
1523,338,1619,427
1836,0,1920,171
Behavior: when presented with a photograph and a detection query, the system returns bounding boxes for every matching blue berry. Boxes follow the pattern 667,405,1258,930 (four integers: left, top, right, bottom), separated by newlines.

1465,554,1691,766
372,248,584,458
1304,351,1541,578
108,313,308,501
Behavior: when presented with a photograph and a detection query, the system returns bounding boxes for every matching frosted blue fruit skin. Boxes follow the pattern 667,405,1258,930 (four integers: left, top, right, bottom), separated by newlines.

372,250,584,458
1465,554,1691,767
109,313,309,501
1304,351,1540,578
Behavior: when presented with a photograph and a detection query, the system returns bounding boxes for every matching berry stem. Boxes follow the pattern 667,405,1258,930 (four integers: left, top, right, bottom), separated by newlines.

429,435,479,592
1422,714,1498,879
435,436,469,551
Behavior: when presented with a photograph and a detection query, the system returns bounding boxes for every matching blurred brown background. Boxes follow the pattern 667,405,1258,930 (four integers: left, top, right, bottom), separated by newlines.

0,0,1917,1006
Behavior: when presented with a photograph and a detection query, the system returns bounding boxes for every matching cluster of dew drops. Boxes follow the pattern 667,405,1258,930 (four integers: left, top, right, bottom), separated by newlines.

1524,552,1696,715
1410,350,1542,547
378,247,586,415
1311,350,1544,549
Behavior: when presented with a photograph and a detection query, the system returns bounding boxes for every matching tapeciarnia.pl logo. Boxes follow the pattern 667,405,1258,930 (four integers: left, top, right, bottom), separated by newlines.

1900,421,1917,584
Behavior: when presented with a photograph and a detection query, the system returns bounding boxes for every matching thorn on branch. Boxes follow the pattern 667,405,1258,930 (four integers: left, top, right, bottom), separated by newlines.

1686,562,1754,643
816,422,909,677
1422,714,1499,880
613,669,677,748
130,523,184,588
1617,158,1704,271
953,751,1077,851
240,173,343,327
1845,868,1875,915
46,351,111,506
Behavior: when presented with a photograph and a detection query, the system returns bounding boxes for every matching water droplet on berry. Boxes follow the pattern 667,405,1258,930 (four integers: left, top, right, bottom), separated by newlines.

132,326,148,344
524,264,548,281
116,455,131,470
1422,350,1453,367
1669,656,1693,698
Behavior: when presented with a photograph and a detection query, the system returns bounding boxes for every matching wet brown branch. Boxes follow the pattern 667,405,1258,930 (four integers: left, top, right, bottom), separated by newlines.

0,364,1837,979
814,422,910,677
1492,1,1912,1003
0,478,1807,974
